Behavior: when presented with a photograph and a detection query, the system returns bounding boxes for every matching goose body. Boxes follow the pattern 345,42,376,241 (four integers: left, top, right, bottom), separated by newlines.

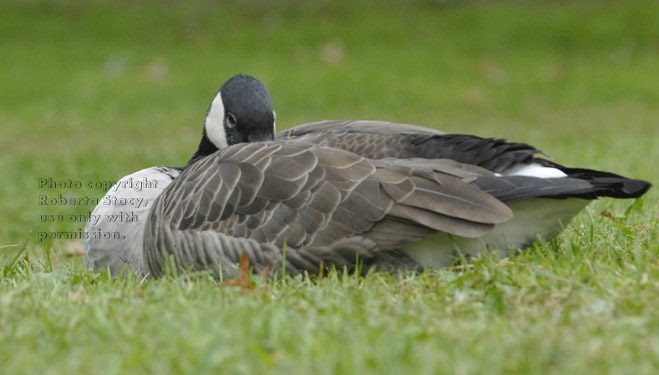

85,74,652,278
143,120,649,278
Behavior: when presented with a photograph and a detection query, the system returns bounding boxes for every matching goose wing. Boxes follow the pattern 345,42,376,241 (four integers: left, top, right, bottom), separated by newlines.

279,121,651,198
143,141,513,278
277,120,544,173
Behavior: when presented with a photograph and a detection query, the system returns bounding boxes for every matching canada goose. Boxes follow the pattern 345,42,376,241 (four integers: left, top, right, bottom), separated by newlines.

134,75,651,279
84,74,276,275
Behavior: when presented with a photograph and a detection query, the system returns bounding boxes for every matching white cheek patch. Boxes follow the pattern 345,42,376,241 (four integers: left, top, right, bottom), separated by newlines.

509,163,567,178
205,91,229,149
273,111,277,133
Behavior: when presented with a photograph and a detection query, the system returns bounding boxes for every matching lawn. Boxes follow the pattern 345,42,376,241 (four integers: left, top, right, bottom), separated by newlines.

1,0,658,374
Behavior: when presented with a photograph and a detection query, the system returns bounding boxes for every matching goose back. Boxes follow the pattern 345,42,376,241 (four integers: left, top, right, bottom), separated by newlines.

276,120,544,173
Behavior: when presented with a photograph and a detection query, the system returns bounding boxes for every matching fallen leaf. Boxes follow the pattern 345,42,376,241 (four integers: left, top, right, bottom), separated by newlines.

260,265,269,285
224,253,269,292
225,253,254,290
68,285,85,301
63,241,84,257
601,210,616,219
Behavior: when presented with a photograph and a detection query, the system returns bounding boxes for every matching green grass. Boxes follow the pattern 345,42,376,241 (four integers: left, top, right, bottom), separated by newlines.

1,0,658,374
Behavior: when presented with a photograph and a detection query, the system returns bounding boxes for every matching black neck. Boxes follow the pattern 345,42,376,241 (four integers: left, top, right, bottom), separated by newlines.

185,131,218,167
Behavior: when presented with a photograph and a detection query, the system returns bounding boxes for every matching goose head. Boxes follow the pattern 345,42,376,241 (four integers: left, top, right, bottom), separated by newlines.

188,74,276,165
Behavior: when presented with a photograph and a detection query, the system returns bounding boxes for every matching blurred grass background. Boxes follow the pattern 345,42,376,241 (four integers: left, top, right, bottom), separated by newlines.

1,1,658,374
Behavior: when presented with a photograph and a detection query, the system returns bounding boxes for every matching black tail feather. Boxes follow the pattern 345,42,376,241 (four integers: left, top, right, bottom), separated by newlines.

474,176,599,202
559,167,652,199
474,169,651,202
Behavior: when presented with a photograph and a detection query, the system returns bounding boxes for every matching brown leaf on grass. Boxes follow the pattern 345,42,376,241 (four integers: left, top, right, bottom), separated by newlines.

601,210,616,219
225,253,252,289
63,241,85,257
133,288,145,298
68,285,85,301
260,265,270,285
224,253,269,292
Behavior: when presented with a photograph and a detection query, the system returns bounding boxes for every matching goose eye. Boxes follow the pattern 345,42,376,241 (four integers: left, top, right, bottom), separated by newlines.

226,113,237,129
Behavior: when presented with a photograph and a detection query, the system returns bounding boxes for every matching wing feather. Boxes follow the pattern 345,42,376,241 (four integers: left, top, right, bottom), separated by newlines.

144,140,514,277
277,120,543,173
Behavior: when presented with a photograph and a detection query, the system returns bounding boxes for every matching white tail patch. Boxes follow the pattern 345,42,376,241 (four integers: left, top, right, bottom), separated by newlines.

509,163,567,178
